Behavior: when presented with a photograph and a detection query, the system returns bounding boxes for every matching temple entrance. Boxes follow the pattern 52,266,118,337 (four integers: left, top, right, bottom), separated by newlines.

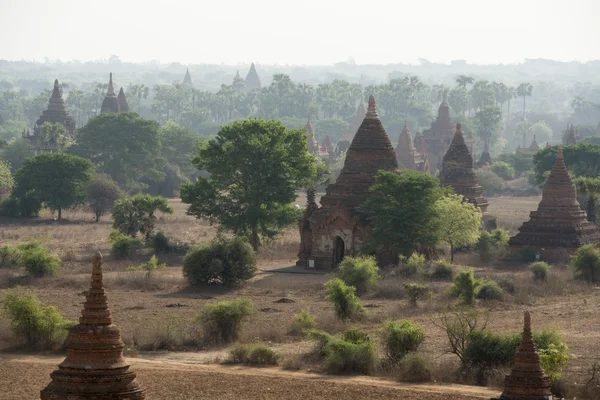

333,236,345,267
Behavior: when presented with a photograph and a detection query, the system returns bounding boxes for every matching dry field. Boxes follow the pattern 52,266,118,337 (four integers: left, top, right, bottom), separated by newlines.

1,194,599,399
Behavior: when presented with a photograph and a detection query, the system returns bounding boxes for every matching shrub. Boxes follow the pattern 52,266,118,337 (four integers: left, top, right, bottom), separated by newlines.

196,299,254,344
308,328,377,375
0,245,20,268
539,343,570,382
289,310,316,336
476,169,506,197
475,228,510,262
450,269,479,306
128,255,166,278
324,278,363,321
491,161,515,180
401,252,425,277
403,283,431,307
463,330,520,385
475,279,504,301
150,231,172,253
2,292,75,350
398,353,431,383
108,230,143,259
18,241,60,277
336,256,379,294
112,194,173,238
0,197,19,217
520,246,537,263
429,259,454,281
530,261,551,281
228,344,280,365
183,237,257,286
380,320,426,363
0,194,42,217
571,244,600,282
86,174,122,222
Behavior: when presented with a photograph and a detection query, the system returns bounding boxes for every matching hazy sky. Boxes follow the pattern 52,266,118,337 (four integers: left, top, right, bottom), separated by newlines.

1,0,599,65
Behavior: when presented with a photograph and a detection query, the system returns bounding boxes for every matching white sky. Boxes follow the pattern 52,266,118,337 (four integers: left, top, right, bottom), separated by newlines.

1,0,599,65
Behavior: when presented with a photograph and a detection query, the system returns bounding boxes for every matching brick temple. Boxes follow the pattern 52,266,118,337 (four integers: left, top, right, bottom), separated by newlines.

304,117,319,155
100,73,120,114
395,121,429,172
117,87,130,112
477,139,493,167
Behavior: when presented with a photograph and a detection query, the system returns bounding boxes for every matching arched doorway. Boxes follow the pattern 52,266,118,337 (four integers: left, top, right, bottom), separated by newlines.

333,236,345,267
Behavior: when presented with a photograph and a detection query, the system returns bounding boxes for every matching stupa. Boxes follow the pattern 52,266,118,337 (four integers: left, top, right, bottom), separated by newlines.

183,68,193,86
499,312,552,400
245,63,262,91
100,73,120,114
296,96,399,269
421,92,456,173
117,88,129,113
337,96,367,155
320,135,335,160
40,252,146,400
563,124,578,145
509,146,600,259
439,123,488,212
477,139,493,167
395,121,428,172
304,117,319,155
517,135,541,153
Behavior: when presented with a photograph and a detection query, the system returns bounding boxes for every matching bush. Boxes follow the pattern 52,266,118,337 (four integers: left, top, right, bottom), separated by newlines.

336,256,379,294
128,255,166,278
196,299,254,344
290,310,316,336
0,245,20,268
476,169,506,197
450,269,478,306
475,228,510,262
491,162,515,180
229,344,280,365
398,353,431,383
539,342,570,382
18,241,60,277
112,194,174,238
571,244,600,282
86,174,122,222
183,237,257,286
475,279,504,301
324,278,363,321
520,246,537,263
2,292,74,350
308,328,377,375
464,330,520,385
0,194,42,217
108,230,143,259
401,252,425,277
530,261,551,281
0,197,19,217
380,320,426,363
150,231,172,253
403,283,431,307
429,259,454,281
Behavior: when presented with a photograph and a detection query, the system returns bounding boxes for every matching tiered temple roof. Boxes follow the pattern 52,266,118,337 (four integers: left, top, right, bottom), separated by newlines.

509,146,600,259
340,95,367,143
321,135,334,157
41,252,145,400
245,63,262,91
117,87,130,113
439,123,488,212
100,73,120,114
422,92,456,172
563,124,578,145
477,139,493,167
183,68,193,85
395,121,428,172
305,117,319,155
32,79,76,138
499,312,552,400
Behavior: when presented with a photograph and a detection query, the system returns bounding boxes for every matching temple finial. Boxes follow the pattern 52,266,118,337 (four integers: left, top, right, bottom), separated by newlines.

367,95,377,116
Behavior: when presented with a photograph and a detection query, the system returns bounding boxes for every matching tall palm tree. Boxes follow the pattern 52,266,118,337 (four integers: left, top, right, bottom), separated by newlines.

516,83,533,121
505,86,517,134
456,75,475,88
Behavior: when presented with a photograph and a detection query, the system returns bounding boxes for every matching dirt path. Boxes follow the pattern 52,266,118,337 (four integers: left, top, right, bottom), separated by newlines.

0,354,500,400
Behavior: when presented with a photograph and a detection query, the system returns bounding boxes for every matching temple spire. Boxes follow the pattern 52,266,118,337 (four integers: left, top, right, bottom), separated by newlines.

107,73,115,96
100,73,120,114
366,95,377,118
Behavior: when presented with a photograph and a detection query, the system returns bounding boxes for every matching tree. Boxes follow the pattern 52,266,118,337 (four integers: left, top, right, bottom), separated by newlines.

517,83,533,122
456,75,475,88
575,177,600,224
86,174,122,222
180,119,315,250
158,121,199,179
69,112,164,192
362,170,445,257
13,153,92,219
434,194,482,262
505,86,516,134
112,194,173,238
0,138,34,172
532,143,600,186
448,87,469,116
474,106,503,142
0,160,13,192
36,122,71,151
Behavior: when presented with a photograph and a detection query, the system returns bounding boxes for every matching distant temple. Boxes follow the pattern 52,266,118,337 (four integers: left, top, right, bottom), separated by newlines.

320,135,335,160
477,139,493,167
100,73,120,114
183,68,193,86
245,63,262,92
563,124,578,145
439,123,488,212
395,121,429,172
304,117,319,155
297,96,399,269
517,135,539,153
117,87,129,112
337,96,367,156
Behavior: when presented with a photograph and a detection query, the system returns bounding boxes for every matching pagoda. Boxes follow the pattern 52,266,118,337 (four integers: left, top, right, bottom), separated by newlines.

563,124,578,145
100,73,120,114
40,252,146,400
337,96,367,155
117,87,130,112
421,92,457,173
183,68,193,86
517,135,540,153
23,79,76,154
439,123,488,212
245,63,262,92
395,121,428,172
304,117,319,155
509,146,600,259
297,96,399,269
320,135,335,160
499,312,552,400
477,139,493,167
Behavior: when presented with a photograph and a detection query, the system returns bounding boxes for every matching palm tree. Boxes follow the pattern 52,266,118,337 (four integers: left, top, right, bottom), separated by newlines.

456,75,475,88
516,83,533,121
505,86,516,134
575,177,600,224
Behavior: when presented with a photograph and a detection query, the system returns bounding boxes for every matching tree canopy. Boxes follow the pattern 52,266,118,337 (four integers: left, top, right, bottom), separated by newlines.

532,143,600,186
434,194,482,262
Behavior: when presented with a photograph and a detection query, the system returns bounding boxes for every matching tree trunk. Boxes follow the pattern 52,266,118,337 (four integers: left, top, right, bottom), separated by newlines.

506,99,511,133
95,212,101,223
522,95,526,121
250,228,260,251
450,243,454,263
58,207,62,220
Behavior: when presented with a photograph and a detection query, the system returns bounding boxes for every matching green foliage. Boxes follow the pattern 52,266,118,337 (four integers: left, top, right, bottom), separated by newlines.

450,269,478,306
182,237,257,286
403,283,431,307
401,252,426,277
108,230,143,259
532,143,600,186
308,328,377,375
490,162,515,180
475,279,504,301
335,256,379,294
476,169,506,197
128,255,166,278
435,194,483,262
18,241,60,277
539,343,570,382
530,261,551,281
520,246,537,263
196,299,254,344
496,151,534,178
158,121,200,180
574,176,600,223
0,138,34,172
429,259,454,281
0,160,13,191
474,106,503,142
290,310,316,336
181,119,315,250
150,231,172,253
475,228,510,262
380,320,426,363
397,353,431,383
2,292,74,350
86,174,122,222
13,153,92,219
324,278,363,321
0,245,20,268
112,194,173,238
228,344,280,365
313,119,349,143
571,244,600,282
362,170,445,257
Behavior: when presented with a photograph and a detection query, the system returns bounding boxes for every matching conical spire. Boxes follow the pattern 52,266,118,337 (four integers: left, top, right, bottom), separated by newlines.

396,120,421,170
305,116,318,155
478,139,493,167
183,68,193,85
30,79,76,147
245,63,262,91
366,95,377,117
100,73,120,114
530,134,539,151
117,87,130,113
107,73,115,96
79,252,112,325
538,146,578,207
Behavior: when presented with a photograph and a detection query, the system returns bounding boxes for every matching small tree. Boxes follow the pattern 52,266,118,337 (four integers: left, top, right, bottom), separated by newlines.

0,160,13,193
324,278,363,321
571,244,600,282
433,309,488,365
403,283,431,307
336,256,379,295
196,299,254,344
530,261,551,281
128,255,166,278
450,269,479,306
86,174,122,222
380,320,426,363
435,194,482,262
490,162,515,180
112,194,173,238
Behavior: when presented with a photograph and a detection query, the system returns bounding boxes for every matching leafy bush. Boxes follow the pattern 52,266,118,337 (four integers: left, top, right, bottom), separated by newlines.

476,169,506,197
401,252,425,277
520,246,537,263
2,292,75,350
128,255,166,278
398,353,431,383
112,194,174,238
571,244,600,282
108,230,143,259
18,241,60,277
183,237,257,286
0,193,42,217
475,228,510,262
0,245,20,268
491,162,515,180
429,259,454,281
464,330,520,384
324,278,363,321
475,279,504,301
196,299,254,344
450,269,478,306
336,256,379,294
403,283,431,307
380,320,426,363
290,310,316,336
229,344,280,365
86,174,122,222
150,231,172,253
308,328,377,374
0,197,19,217
530,261,551,281
539,342,570,382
